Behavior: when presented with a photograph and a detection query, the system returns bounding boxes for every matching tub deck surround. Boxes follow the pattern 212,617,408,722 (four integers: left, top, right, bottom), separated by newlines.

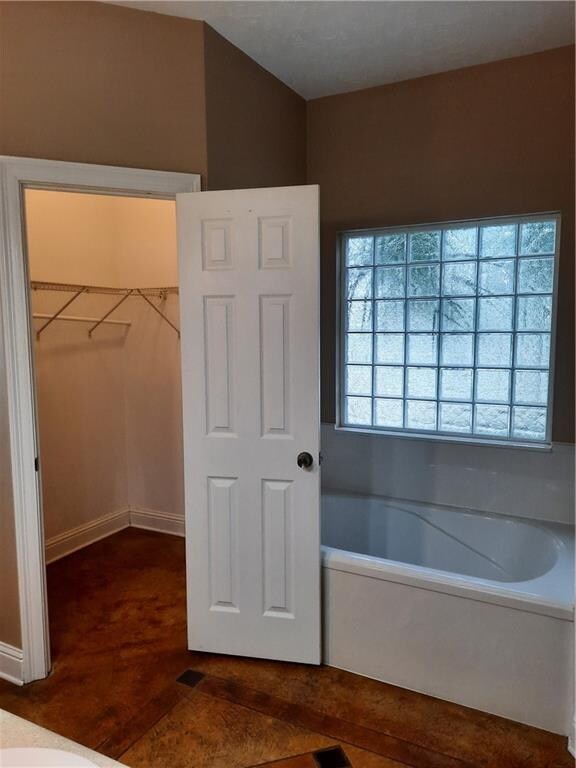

322,492,574,734
0,529,572,768
320,424,575,525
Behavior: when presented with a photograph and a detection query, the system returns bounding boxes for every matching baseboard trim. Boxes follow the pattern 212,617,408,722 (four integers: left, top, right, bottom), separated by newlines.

130,507,185,537
0,642,24,686
44,507,184,564
45,509,131,564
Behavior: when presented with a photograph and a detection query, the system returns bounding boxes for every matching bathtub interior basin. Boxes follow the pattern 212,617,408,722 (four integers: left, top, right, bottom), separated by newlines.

321,492,562,582
321,491,574,614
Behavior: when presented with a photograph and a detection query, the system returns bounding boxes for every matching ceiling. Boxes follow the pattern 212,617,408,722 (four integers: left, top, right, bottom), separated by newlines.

113,1,575,99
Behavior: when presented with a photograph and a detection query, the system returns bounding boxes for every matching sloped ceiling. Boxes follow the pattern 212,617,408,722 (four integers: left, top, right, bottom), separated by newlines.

113,1,575,98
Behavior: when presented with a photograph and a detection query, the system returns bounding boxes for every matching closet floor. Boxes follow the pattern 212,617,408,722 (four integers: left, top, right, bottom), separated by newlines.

0,528,571,768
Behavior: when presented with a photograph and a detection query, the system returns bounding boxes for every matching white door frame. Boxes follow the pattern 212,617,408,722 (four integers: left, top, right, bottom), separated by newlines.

0,156,200,683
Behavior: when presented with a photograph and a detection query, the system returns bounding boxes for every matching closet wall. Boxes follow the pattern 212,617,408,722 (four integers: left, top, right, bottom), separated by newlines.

124,293,183,524
25,191,183,545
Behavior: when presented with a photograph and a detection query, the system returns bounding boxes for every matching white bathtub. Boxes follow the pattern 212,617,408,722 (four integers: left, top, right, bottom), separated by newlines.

321,491,574,734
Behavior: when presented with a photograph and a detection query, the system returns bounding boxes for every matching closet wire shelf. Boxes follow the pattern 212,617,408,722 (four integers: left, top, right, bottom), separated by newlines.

31,281,180,339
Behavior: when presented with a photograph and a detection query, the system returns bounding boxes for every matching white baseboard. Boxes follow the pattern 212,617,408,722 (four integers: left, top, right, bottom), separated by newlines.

0,642,24,686
45,509,131,564
129,507,185,537
44,507,184,564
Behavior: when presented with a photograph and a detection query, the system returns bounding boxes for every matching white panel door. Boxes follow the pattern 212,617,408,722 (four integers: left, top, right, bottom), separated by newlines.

177,185,320,663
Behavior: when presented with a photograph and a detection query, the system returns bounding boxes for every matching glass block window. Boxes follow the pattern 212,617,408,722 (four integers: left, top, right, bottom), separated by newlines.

340,215,559,443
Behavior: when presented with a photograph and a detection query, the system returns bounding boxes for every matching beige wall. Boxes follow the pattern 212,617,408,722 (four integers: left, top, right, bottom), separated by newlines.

124,297,183,520
26,193,119,286
307,46,575,442
32,292,130,540
26,191,178,288
110,200,178,288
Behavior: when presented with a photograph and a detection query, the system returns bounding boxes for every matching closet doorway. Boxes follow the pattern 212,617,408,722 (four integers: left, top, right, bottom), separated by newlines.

24,188,186,668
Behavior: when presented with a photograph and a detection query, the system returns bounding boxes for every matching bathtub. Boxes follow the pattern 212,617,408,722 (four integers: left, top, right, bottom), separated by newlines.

321,491,574,734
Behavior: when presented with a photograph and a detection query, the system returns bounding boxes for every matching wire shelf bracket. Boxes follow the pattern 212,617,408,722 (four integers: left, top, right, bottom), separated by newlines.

35,288,87,340
31,281,180,339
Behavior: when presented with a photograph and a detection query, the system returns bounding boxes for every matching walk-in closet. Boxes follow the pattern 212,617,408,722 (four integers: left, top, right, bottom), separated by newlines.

24,189,184,569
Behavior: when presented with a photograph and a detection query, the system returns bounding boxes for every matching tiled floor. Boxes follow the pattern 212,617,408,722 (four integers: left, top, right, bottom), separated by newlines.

0,528,571,768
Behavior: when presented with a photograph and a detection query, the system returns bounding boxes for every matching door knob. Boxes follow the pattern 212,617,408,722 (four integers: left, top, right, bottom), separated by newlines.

297,452,314,470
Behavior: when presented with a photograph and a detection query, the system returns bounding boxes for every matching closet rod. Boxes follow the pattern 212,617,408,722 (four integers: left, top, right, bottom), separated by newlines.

33,313,131,328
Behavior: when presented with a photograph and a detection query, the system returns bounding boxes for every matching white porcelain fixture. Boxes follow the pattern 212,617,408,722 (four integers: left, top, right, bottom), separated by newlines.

0,748,99,767
321,491,574,734
0,711,123,768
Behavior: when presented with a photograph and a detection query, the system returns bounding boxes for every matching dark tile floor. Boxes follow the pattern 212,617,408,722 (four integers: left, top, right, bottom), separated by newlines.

0,528,571,768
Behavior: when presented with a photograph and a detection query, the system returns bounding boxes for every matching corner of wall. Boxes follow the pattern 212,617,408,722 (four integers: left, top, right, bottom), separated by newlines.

203,23,307,191
197,20,209,191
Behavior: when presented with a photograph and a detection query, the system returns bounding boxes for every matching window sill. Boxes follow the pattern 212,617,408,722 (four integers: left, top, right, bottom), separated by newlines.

333,424,553,452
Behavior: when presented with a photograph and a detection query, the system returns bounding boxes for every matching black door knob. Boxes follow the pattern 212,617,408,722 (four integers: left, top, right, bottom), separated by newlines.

297,452,314,470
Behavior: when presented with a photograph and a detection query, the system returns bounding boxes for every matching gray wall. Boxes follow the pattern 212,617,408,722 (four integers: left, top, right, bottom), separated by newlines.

321,424,574,525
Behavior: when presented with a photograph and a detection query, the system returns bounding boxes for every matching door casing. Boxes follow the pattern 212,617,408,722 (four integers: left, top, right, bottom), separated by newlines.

0,156,200,683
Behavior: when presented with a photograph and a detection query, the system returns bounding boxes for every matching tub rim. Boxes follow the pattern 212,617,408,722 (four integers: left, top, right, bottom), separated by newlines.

321,546,574,620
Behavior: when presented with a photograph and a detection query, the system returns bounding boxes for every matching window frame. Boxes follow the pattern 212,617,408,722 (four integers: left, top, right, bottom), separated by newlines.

335,212,561,450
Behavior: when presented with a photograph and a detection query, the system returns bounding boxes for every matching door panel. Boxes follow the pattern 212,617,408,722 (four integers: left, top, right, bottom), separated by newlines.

177,186,320,663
